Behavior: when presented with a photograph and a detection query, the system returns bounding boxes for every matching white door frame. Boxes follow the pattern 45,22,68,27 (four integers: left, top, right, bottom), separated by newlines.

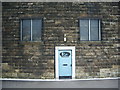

55,46,75,79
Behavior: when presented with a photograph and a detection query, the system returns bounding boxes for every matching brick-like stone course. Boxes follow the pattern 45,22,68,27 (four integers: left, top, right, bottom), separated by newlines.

2,2,119,79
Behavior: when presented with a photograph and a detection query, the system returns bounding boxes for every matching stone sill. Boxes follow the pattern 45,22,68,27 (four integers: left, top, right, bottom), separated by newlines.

1,77,119,82
19,41,44,44
79,41,102,43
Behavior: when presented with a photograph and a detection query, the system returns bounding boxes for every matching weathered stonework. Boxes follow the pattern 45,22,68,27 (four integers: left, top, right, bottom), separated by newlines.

2,2,119,79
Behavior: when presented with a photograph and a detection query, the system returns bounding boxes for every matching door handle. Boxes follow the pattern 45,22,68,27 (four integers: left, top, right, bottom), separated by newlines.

71,64,72,66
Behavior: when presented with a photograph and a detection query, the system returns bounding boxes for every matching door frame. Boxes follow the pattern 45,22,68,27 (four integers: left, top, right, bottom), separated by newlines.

55,46,75,79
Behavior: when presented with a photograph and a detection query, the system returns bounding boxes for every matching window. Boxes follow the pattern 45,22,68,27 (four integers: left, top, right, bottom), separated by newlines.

21,19,42,41
60,52,70,57
79,19,101,41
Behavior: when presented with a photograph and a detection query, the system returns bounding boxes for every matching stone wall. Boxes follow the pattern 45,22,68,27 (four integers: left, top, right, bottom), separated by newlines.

2,2,119,79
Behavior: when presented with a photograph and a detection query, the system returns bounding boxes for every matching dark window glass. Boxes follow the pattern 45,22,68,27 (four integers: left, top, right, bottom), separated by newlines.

60,52,70,57
21,19,42,41
79,19,100,41
32,20,42,41
22,20,31,41
90,20,99,40
80,20,89,40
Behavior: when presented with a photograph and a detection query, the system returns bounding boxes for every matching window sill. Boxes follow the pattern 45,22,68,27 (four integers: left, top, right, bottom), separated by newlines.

19,41,43,44
78,40,102,45
79,40,101,43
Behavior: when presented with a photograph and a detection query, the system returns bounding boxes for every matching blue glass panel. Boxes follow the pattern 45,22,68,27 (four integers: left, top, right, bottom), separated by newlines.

80,20,89,40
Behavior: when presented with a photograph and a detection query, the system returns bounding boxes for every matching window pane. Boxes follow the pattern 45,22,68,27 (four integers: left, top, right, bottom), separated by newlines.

80,20,89,40
90,20,99,40
22,20,31,41
32,19,42,41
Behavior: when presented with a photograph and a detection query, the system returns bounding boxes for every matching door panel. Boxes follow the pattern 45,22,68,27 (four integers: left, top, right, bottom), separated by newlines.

58,50,72,78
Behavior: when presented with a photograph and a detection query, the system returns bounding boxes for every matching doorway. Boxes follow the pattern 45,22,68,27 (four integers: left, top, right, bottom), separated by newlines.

55,46,75,79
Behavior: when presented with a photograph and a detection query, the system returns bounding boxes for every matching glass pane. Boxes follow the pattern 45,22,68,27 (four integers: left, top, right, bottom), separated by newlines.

80,20,89,40
32,19,42,41
60,52,70,57
90,20,99,40
22,20,31,41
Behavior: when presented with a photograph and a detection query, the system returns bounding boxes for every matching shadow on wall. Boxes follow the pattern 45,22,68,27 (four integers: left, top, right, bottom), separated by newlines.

2,41,54,79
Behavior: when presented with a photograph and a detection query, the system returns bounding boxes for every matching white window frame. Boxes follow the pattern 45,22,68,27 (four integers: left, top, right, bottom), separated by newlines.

55,46,75,79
